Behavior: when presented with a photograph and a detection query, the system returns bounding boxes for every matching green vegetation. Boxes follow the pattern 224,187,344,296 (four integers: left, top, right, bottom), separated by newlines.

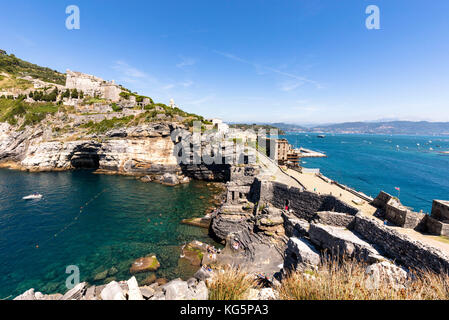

0,75,33,91
119,91,154,104
29,88,59,102
82,96,107,105
0,98,59,127
229,123,285,135
110,103,122,112
80,116,135,134
0,50,66,85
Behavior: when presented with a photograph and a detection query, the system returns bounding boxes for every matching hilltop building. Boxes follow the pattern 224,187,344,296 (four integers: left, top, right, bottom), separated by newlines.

211,119,229,134
65,70,122,102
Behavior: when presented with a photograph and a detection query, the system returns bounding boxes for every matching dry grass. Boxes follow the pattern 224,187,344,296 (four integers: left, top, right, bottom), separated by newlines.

207,266,260,300
279,258,449,300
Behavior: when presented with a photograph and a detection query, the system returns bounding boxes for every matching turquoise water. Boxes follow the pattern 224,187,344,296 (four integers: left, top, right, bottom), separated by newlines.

0,169,219,299
284,133,449,213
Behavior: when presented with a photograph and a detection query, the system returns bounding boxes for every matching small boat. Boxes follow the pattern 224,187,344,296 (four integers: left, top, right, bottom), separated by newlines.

23,193,43,200
317,135,326,138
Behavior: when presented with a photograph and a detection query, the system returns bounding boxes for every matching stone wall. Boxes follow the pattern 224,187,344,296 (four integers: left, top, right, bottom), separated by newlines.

352,214,449,273
426,216,449,237
252,179,358,221
371,191,426,230
431,200,449,222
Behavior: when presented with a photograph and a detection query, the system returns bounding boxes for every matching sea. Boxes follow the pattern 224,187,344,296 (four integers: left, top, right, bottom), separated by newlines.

284,133,449,213
0,169,220,299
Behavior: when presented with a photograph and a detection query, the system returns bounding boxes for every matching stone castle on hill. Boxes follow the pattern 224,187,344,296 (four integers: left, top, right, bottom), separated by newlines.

65,70,122,102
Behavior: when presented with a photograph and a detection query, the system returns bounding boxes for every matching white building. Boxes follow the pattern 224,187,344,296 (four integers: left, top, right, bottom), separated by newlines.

211,119,229,133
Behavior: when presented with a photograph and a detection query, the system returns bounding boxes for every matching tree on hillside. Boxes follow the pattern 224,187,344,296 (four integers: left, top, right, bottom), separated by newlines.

62,89,70,99
70,89,79,99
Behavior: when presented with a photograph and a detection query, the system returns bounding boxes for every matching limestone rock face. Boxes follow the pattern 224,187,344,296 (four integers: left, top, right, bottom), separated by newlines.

365,261,408,290
247,288,279,300
100,281,126,300
126,276,144,300
61,282,87,300
130,255,161,274
163,278,208,300
13,288,36,300
0,123,182,176
284,237,321,272
160,172,179,186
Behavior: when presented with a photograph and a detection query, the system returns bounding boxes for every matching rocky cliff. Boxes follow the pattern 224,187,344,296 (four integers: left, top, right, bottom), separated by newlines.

0,121,184,177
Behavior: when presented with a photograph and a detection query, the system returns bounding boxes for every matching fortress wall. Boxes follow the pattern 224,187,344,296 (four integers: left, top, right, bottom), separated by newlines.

431,200,449,221
353,214,449,273
253,179,358,221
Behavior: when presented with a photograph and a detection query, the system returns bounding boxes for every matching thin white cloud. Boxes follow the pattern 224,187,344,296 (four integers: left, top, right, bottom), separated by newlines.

162,84,175,90
181,80,194,88
280,82,304,92
112,61,148,79
188,95,215,105
213,50,322,89
176,56,196,69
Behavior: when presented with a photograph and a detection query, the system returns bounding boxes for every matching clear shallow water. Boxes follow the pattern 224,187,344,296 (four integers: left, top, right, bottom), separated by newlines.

0,169,219,299
284,133,449,213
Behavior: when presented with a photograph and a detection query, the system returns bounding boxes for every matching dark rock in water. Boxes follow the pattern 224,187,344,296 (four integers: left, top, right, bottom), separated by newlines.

181,216,211,229
93,270,108,281
155,278,168,286
181,241,209,266
130,255,161,274
104,276,117,284
161,173,179,186
108,266,118,276
140,175,152,183
140,273,157,286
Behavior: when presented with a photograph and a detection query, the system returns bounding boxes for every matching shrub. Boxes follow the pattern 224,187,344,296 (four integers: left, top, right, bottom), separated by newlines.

111,103,122,112
207,267,259,300
279,258,449,300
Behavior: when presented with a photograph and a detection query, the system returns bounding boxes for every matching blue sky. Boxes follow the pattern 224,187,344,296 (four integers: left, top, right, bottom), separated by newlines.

1,0,448,124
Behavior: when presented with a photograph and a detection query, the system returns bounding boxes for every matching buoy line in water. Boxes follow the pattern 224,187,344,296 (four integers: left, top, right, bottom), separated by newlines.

34,188,109,249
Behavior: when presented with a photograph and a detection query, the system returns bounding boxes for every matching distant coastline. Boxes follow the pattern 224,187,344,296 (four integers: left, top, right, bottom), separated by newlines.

236,121,449,136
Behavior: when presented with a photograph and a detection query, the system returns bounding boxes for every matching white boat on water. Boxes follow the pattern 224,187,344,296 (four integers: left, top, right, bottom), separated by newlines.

23,194,43,200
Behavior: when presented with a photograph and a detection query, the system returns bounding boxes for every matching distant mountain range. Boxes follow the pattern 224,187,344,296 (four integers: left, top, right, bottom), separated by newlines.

260,121,449,136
